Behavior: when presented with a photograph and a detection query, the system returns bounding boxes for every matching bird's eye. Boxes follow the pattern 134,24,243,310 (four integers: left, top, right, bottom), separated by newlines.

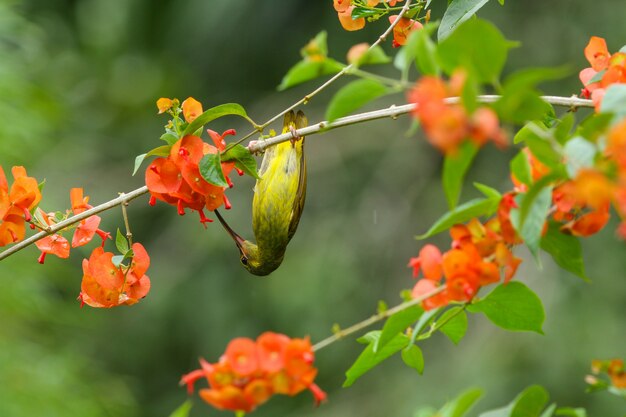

240,256,248,266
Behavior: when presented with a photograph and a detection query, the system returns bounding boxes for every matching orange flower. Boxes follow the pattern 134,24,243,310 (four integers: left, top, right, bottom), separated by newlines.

411,278,448,310
579,36,626,110
156,97,173,114
407,244,443,281
182,333,325,413
584,36,610,72
408,74,505,154
389,15,423,48
337,6,365,31
79,243,151,308
146,132,236,224
181,97,203,123
225,338,259,376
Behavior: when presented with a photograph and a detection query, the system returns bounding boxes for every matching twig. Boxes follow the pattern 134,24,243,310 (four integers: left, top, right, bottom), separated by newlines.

120,195,133,246
235,0,415,144
312,285,445,351
0,186,149,261
248,95,594,153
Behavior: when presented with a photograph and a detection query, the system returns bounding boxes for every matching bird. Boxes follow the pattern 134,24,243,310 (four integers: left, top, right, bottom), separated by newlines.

216,110,307,276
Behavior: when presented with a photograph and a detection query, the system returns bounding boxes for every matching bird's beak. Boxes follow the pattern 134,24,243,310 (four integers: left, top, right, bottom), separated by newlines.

215,210,247,254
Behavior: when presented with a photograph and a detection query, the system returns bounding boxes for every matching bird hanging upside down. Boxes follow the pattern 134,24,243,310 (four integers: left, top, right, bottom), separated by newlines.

216,110,307,276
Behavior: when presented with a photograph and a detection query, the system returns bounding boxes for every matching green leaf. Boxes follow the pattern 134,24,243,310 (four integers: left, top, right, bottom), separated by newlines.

278,58,344,91
401,344,424,374
438,307,468,344
438,0,490,41
555,407,587,417
199,153,228,187
414,23,440,75
467,282,545,334
168,400,193,417
437,19,512,83
222,144,260,179
577,112,613,142
496,66,569,122
510,178,553,260
351,6,380,19
563,136,596,178
514,123,565,175
115,229,129,254
540,403,557,417
355,45,391,66
374,305,423,353
479,386,549,417
326,79,387,122
443,141,479,209
183,103,252,136
599,84,626,121
541,222,588,281
511,385,550,417
554,113,575,145
409,308,441,346
473,182,501,199
416,196,500,239
160,132,178,145
343,332,409,387
439,387,484,417
510,150,533,186
132,145,171,176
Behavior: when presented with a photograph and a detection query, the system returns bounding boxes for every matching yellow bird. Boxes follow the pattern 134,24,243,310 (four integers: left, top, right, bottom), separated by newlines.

216,110,307,276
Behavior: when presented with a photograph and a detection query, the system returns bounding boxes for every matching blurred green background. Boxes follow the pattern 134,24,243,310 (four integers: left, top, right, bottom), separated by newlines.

1,0,625,416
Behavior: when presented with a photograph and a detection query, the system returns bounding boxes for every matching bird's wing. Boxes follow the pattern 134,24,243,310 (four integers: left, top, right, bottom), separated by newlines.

287,110,307,241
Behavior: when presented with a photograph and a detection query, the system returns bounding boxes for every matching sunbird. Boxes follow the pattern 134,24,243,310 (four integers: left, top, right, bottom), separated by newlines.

216,110,307,276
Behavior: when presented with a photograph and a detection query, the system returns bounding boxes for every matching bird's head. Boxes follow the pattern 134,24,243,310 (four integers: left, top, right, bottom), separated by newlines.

215,210,271,276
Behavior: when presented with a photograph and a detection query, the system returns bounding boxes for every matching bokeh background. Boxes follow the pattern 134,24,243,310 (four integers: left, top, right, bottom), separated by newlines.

1,0,625,416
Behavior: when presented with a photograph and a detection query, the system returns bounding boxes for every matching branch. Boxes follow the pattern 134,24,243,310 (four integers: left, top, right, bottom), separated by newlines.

235,0,415,144
0,94,592,261
0,186,149,261
312,285,446,352
249,95,593,153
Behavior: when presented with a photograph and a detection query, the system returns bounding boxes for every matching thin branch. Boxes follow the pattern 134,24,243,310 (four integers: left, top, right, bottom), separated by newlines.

120,197,133,246
0,186,149,261
248,95,593,153
0,94,592,261
236,0,415,144
312,285,446,352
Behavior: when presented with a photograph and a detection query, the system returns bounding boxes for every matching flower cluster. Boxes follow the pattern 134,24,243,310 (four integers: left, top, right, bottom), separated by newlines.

0,165,41,246
579,36,626,110
333,1,422,47
181,332,326,413
590,359,626,389
408,70,507,154
146,97,241,225
78,242,151,308
409,210,522,310
34,188,110,264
